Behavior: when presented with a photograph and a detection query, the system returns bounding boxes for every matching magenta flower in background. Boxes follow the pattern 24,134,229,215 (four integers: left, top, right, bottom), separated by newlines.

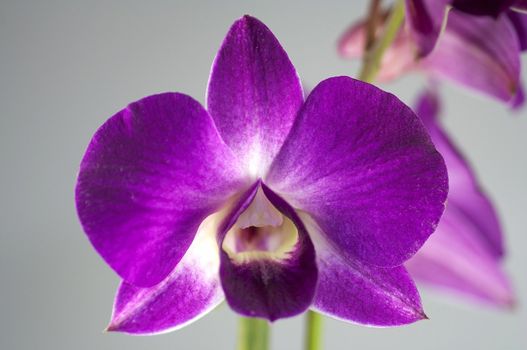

449,0,514,17
513,0,527,12
339,5,526,107
450,0,527,16
405,89,515,308
405,0,450,57
75,15,448,334
405,0,527,57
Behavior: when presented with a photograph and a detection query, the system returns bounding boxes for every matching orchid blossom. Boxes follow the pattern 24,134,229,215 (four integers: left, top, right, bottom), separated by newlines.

75,15,448,335
339,4,526,107
405,0,527,57
405,90,515,308
449,0,519,17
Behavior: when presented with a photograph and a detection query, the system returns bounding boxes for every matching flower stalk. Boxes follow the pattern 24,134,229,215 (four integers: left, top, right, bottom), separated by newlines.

304,311,323,350
238,317,270,350
358,0,405,82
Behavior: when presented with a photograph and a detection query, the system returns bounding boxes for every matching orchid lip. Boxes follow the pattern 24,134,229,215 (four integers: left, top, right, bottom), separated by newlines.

218,181,318,321
222,186,299,263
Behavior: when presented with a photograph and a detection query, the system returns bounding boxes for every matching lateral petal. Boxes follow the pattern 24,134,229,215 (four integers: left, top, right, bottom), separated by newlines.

107,213,224,334
508,10,527,51
420,10,521,104
267,77,448,268
76,92,245,287
405,0,450,56
304,215,427,326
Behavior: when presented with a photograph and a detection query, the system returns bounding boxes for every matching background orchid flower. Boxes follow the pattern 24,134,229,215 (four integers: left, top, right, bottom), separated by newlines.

405,0,450,57
405,0,527,57
450,0,527,16
75,15,448,335
513,0,527,12
405,89,515,308
340,5,526,107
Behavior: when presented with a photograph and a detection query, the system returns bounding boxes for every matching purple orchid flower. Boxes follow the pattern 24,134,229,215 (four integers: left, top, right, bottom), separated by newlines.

450,0,527,17
451,0,514,17
405,89,515,308
405,0,527,57
405,0,450,57
339,7,526,107
75,15,448,335
513,0,527,12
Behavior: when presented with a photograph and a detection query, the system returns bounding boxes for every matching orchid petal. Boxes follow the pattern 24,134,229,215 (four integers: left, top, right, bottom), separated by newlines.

76,93,245,287
267,77,448,268
207,15,303,177
107,212,224,335
508,10,527,51
405,0,450,56
303,215,427,326
407,90,514,307
511,82,525,109
338,14,417,81
513,0,527,12
406,204,515,308
420,10,521,104
451,0,514,17
338,18,369,59
415,89,504,256
218,182,317,321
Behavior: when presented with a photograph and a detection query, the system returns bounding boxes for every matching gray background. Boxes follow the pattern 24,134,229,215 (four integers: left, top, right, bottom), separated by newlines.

1,1,526,349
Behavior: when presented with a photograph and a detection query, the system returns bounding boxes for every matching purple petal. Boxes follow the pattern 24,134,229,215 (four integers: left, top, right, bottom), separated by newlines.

338,14,417,81
512,0,527,12
76,92,245,287
420,10,521,104
511,82,525,109
207,15,303,177
107,214,224,334
508,10,527,51
451,0,514,17
267,77,448,268
415,89,504,257
405,0,450,56
407,90,514,307
338,17,370,59
218,182,318,321
406,204,514,307
303,215,426,326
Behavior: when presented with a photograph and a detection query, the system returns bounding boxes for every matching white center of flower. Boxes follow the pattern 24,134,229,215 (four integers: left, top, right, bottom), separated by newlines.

247,141,264,179
222,187,299,263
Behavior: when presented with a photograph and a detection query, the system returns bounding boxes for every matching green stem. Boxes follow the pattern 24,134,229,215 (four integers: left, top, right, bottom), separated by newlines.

304,311,323,350
358,0,405,83
237,317,270,350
